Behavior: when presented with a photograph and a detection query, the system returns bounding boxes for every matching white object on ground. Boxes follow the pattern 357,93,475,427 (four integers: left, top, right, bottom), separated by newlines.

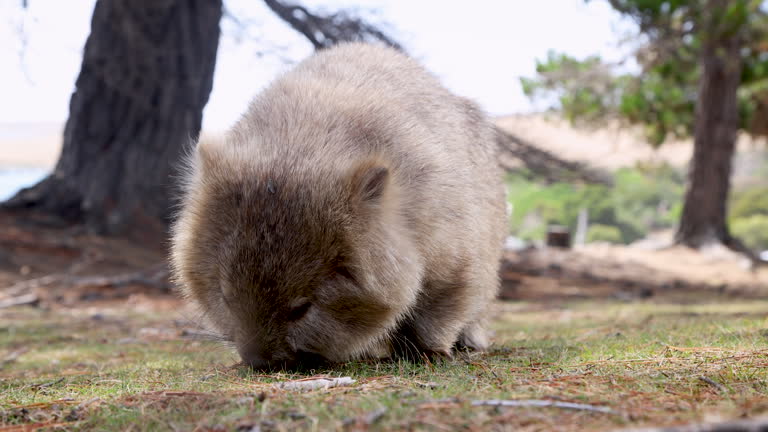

278,377,355,391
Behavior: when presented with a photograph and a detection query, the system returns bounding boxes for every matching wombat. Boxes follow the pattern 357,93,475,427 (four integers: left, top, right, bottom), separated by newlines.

171,42,507,370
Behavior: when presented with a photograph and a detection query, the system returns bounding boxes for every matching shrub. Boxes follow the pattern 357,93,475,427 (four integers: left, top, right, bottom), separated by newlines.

730,215,768,252
730,186,768,220
586,224,623,244
506,163,685,245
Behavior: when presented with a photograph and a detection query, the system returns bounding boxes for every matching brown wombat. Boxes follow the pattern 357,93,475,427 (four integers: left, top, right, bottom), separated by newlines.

170,42,507,370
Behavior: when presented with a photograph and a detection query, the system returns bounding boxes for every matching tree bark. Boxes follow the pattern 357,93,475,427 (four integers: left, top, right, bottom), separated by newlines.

4,0,222,240
675,19,742,248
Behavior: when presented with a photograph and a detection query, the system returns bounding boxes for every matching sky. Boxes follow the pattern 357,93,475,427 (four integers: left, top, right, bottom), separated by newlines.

0,0,636,131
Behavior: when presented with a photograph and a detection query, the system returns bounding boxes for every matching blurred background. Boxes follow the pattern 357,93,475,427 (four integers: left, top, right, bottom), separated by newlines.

2,0,767,259
0,0,767,293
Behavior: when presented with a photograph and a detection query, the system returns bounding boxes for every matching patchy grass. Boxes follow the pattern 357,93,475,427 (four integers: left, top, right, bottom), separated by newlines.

2,296,768,431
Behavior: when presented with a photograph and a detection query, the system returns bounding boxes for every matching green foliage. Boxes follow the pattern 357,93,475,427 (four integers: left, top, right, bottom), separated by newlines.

521,0,768,145
730,215,768,251
728,185,768,251
730,186,768,219
587,224,624,243
519,52,700,146
613,163,685,230
520,52,627,125
506,163,685,244
619,67,697,147
507,161,768,248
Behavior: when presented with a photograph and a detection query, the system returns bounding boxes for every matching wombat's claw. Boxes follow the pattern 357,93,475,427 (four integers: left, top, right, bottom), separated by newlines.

421,348,453,362
456,324,490,352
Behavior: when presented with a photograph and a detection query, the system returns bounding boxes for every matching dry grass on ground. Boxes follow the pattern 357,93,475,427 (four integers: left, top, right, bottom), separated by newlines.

2,290,768,431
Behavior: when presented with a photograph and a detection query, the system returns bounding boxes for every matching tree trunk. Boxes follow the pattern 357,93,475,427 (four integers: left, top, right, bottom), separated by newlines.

675,26,742,248
3,0,222,240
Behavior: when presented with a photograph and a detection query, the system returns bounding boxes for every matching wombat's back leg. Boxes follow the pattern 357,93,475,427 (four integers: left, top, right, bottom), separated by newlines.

387,245,502,360
390,271,493,359
388,277,466,360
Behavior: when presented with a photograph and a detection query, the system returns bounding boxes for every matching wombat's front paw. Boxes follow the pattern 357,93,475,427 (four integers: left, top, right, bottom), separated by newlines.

365,338,394,359
455,322,490,352
388,335,453,362
421,348,453,362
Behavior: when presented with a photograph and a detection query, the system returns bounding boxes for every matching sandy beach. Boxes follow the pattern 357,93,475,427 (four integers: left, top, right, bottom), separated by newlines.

0,122,63,169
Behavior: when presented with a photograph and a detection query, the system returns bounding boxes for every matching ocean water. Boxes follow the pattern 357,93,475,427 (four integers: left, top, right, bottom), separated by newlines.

0,167,49,201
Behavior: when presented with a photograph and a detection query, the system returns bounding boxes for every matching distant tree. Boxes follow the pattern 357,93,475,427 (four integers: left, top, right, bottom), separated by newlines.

522,0,768,256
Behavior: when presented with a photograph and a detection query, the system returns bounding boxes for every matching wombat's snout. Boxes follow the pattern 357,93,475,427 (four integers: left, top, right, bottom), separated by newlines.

238,344,326,371
237,343,286,370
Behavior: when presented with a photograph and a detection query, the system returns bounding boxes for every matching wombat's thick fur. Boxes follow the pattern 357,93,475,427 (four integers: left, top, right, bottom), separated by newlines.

171,43,507,370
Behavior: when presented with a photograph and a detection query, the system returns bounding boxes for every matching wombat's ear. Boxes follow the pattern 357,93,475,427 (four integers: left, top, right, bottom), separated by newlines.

350,160,389,207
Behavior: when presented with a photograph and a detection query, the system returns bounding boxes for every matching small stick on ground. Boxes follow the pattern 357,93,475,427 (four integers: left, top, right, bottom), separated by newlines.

471,399,617,415
0,421,74,432
4,265,170,296
277,377,355,391
619,417,768,431
1,347,29,367
32,377,65,390
409,398,461,408
0,293,39,309
698,375,726,393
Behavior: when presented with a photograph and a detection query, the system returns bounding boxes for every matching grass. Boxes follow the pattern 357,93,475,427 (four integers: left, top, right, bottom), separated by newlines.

2,297,768,431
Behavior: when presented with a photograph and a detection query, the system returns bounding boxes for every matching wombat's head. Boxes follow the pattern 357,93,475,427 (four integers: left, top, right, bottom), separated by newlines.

171,138,421,370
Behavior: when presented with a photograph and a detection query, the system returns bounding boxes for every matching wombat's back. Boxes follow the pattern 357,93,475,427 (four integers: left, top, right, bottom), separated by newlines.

235,42,505,272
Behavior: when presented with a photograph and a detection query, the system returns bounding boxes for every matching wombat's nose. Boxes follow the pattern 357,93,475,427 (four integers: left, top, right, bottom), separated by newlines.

237,345,271,370
242,354,270,370
238,344,296,371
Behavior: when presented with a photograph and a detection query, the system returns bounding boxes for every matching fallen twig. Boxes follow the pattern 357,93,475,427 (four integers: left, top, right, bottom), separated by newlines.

364,408,387,425
471,399,616,414
3,265,170,296
0,293,39,309
1,347,29,367
9,398,75,408
2,275,61,292
0,422,74,432
277,377,355,391
619,416,768,431
698,376,726,393
666,345,728,353
162,391,208,397
31,377,65,390
75,397,102,410
343,408,388,428
409,397,461,407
